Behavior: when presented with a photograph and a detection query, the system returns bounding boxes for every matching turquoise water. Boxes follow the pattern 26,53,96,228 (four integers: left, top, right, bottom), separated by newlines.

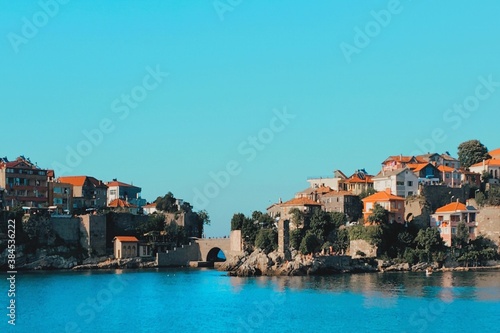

3,269,500,332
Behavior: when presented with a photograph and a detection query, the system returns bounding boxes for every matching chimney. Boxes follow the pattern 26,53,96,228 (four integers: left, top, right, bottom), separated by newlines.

279,197,282,204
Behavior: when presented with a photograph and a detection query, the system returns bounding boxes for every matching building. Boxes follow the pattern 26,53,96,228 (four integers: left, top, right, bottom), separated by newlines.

113,236,139,259
417,152,461,169
0,156,50,209
362,190,406,224
373,168,418,198
106,179,142,205
437,165,462,187
382,155,426,172
48,181,74,213
320,190,362,221
295,186,332,201
460,170,481,188
469,159,500,184
57,176,108,211
306,170,348,191
407,163,441,185
108,198,139,215
142,202,158,215
267,197,322,227
344,170,374,195
80,214,107,256
430,201,478,246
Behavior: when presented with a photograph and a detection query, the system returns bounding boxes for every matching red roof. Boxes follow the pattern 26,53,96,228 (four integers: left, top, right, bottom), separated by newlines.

322,190,355,197
143,203,157,208
346,174,373,183
407,163,431,172
435,202,468,213
58,176,87,186
488,148,500,158
438,165,457,173
281,197,322,206
470,159,500,167
114,236,139,242
108,198,137,208
363,191,405,202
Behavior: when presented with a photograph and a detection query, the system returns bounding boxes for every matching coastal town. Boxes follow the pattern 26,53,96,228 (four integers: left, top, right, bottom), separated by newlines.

1,139,499,273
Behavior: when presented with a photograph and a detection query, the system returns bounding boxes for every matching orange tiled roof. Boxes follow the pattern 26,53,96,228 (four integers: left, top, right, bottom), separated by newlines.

438,165,457,173
143,203,157,208
114,236,139,242
407,163,431,172
108,198,137,208
322,190,355,197
281,197,322,206
489,148,500,158
362,191,405,202
435,202,468,213
58,176,87,186
346,174,373,183
470,159,500,167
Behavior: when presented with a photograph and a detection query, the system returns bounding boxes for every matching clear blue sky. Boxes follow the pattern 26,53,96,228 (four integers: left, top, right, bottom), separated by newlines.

1,0,499,236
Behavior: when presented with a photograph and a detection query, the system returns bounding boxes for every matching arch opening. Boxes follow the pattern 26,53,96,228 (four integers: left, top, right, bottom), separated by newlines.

206,247,226,262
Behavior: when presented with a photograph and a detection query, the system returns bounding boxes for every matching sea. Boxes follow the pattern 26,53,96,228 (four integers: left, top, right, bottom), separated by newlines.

3,268,500,333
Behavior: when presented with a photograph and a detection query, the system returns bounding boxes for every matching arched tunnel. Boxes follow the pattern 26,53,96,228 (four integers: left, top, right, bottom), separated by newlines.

206,247,226,262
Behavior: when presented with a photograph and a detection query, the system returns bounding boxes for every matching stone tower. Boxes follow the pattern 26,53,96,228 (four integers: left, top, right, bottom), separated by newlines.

278,219,290,260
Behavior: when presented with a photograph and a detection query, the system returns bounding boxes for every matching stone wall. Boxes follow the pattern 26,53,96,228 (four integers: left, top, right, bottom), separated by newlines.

405,197,431,229
51,217,80,244
349,239,377,258
156,242,201,266
80,215,107,256
477,206,500,249
420,185,469,212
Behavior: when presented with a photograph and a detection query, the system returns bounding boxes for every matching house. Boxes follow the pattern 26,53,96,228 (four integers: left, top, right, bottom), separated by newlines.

460,169,481,188
0,156,50,209
489,148,500,160
106,179,143,205
382,155,426,172
269,197,322,227
344,170,374,195
469,159,500,184
437,165,462,187
320,190,362,221
407,163,441,185
142,202,158,215
295,186,332,201
108,198,139,215
306,170,348,191
48,181,74,214
373,168,418,198
417,152,461,169
57,176,108,210
430,201,478,246
362,190,406,224
113,236,139,259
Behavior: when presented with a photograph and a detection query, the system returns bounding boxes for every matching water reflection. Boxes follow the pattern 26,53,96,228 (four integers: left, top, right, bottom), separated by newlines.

230,271,500,303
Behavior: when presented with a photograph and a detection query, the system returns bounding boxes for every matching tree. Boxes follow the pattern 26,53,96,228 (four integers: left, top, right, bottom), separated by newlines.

358,188,377,200
254,229,278,254
251,211,275,229
414,228,446,262
242,216,259,246
155,192,178,213
194,210,210,238
137,214,165,235
452,222,469,256
289,208,305,229
290,229,303,250
457,140,490,168
230,213,246,230
367,204,389,225
487,185,500,206
299,231,320,254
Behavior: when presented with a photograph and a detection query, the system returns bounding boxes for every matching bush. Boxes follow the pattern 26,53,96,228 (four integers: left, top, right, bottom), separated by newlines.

299,232,320,254
254,229,278,254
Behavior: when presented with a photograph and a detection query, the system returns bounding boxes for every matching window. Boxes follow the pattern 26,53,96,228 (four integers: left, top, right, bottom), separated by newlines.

408,191,413,196
54,187,62,194
451,227,457,235
469,227,475,234
446,173,450,178
110,190,117,196
407,181,413,187
54,198,63,205
396,181,404,186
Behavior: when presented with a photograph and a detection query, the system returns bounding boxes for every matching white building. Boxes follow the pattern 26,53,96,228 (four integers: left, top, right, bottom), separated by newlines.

373,168,418,198
469,159,500,184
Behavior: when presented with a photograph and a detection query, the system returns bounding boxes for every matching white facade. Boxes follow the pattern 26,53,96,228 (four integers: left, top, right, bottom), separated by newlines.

373,169,418,198
307,177,342,191
469,160,500,183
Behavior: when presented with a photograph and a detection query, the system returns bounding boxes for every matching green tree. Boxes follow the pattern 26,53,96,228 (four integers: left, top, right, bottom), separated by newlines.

251,211,276,229
452,222,469,256
137,214,165,235
155,192,178,213
242,216,259,246
367,203,389,224
254,229,278,254
457,139,490,168
358,188,377,200
230,213,246,230
299,231,320,254
194,210,210,238
289,208,305,229
331,228,349,254
414,228,446,262
487,185,500,206
475,191,486,207
290,229,303,250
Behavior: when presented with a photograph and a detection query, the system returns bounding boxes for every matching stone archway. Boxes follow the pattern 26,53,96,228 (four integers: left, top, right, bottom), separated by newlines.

206,247,226,262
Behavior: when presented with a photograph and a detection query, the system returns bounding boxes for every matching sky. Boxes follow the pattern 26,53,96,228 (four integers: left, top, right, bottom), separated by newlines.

1,0,500,236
